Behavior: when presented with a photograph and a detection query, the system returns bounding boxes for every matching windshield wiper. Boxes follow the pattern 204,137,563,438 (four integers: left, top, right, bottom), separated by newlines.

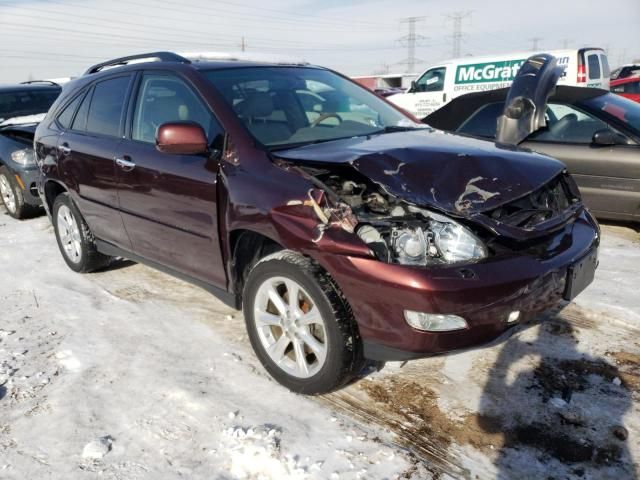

374,125,429,134
269,135,358,151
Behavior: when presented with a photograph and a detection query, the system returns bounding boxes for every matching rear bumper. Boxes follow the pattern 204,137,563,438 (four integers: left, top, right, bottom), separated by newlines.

314,211,599,361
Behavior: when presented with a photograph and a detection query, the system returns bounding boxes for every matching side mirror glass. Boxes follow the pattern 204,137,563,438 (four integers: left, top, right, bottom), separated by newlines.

592,128,627,146
156,122,208,155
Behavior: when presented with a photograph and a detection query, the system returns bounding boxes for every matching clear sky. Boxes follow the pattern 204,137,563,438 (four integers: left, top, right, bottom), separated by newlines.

0,0,638,83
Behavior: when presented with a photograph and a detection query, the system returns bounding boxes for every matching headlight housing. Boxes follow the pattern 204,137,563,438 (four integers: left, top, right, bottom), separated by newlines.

358,209,487,266
11,148,36,167
428,213,488,263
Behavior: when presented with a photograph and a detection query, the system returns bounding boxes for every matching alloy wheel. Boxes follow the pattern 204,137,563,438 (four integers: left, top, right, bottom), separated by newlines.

0,174,16,213
57,204,82,264
253,276,328,378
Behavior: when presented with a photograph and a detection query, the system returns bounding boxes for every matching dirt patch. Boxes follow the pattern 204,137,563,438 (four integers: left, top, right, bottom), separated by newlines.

364,379,455,449
607,351,640,393
533,357,638,400
509,422,622,464
545,320,576,337
361,378,505,453
356,362,634,472
557,304,597,331
111,285,155,303
609,351,640,367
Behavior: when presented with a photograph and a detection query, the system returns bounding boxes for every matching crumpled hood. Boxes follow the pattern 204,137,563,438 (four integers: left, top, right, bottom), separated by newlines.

275,129,565,216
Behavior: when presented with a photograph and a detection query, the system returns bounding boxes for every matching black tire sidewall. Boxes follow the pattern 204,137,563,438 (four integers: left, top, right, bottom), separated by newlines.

52,193,90,272
243,253,355,395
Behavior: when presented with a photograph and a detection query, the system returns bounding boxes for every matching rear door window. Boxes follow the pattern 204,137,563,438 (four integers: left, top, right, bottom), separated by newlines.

587,54,601,80
85,75,132,137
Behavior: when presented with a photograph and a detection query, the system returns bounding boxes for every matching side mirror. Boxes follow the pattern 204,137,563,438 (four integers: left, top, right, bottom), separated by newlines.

409,80,417,93
156,122,208,155
592,128,628,146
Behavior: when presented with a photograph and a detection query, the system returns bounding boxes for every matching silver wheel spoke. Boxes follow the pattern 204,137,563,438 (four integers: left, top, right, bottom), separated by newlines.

267,285,287,317
256,311,282,327
268,335,290,362
293,340,309,376
285,279,300,311
73,240,82,258
299,329,325,357
298,306,322,326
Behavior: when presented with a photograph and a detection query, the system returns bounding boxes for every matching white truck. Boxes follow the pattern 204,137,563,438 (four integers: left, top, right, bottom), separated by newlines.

388,48,610,118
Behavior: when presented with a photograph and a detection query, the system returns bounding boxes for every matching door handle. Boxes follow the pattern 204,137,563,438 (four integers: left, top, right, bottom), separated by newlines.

115,157,136,172
59,143,71,155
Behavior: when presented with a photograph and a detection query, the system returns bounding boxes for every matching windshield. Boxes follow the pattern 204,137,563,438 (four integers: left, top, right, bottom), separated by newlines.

581,93,640,135
0,89,60,121
203,67,421,148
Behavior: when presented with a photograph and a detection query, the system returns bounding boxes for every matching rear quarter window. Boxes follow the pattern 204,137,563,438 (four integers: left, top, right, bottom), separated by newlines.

56,93,83,129
600,54,610,78
587,54,601,80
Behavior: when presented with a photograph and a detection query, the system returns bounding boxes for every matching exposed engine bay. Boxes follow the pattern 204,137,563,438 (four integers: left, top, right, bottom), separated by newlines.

292,163,488,267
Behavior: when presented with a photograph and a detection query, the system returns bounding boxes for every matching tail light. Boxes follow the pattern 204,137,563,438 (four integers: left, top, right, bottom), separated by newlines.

577,64,587,83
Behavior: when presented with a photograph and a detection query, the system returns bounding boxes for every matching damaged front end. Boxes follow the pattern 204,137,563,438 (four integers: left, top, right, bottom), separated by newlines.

277,161,489,267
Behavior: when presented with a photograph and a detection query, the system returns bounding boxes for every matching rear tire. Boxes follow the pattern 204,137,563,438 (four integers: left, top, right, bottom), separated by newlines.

243,250,363,394
52,193,111,273
0,166,39,220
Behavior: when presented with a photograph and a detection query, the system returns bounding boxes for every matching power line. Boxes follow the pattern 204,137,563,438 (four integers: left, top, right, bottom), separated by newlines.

154,0,393,28
0,4,372,49
397,16,427,73
446,11,472,58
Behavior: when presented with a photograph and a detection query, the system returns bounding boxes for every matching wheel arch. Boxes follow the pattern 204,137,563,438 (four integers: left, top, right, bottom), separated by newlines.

229,228,285,300
43,179,68,214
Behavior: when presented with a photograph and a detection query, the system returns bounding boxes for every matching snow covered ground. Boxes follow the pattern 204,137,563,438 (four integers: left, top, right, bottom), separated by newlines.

1,209,639,479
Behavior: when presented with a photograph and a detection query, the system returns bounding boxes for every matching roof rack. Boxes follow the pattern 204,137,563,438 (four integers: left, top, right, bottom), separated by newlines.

20,80,60,87
84,51,191,75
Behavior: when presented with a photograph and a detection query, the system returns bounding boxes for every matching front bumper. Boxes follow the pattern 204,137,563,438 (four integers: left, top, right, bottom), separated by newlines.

12,166,42,207
314,210,599,361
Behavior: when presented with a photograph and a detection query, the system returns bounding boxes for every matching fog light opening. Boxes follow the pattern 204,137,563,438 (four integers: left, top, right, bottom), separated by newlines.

404,310,468,332
507,310,521,323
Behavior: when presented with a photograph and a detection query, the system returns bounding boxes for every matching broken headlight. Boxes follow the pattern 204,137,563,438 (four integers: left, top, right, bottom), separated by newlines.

11,148,36,167
358,211,487,266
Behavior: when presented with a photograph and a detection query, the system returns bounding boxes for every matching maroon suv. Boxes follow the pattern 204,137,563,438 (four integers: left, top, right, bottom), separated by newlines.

35,52,599,394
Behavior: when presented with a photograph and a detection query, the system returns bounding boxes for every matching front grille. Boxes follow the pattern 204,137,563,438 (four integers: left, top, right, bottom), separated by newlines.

486,174,575,229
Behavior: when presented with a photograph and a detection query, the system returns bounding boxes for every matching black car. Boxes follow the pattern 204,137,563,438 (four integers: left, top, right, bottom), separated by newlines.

0,81,61,218
425,85,640,223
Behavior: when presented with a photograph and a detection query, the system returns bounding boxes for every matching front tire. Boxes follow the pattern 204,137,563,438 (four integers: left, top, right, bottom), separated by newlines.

52,193,111,273
0,166,39,219
243,250,363,394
